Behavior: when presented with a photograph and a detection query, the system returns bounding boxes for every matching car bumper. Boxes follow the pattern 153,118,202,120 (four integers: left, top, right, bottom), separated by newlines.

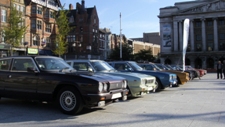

83,89,129,108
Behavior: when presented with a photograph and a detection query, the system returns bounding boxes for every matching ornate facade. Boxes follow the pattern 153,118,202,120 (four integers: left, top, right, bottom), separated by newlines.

159,0,225,70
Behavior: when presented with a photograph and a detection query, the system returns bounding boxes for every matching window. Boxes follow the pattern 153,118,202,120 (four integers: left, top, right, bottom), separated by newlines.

49,0,56,6
219,33,225,40
33,35,40,46
80,27,83,32
31,19,36,29
219,42,225,51
207,21,213,26
69,16,74,23
207,43,214,51
31,6,36,14
218,20,224,26
12,59,35,71
67,35,76,42
195,21,201,27
37,20,42,29
207,34,213,40
50,11,54,18
37,7,42,14
196,34,202,41
0,59,11,71
1,10,7,22
45,24,51,32
196,43,202,51
1,31,5,43
80,35,83,42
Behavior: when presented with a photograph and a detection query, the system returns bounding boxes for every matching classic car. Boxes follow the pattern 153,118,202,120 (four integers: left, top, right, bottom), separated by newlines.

0,56,129,115
66,60,157,97
186,66,206,77
154,63,190,85
169,65,199,79
107,61,178,91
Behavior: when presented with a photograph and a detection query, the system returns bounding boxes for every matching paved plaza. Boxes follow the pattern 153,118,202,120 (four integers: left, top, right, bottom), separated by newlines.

0,73,225,127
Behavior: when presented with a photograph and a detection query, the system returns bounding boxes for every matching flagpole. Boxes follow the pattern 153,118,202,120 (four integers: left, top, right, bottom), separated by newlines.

120,13,122,60
182,19,190,72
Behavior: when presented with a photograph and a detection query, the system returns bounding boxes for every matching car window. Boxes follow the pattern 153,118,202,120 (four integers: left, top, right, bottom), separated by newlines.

35,57,73,71
114,63,131,71
12,58,35,71
0,59,11,71
73,63,90,71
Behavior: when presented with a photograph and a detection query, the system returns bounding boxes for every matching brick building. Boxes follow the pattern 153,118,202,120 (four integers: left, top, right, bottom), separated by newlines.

0,0,10,57
65,0,100,59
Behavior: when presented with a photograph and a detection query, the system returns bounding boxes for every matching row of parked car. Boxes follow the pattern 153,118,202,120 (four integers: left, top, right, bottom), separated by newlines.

0,56,206,115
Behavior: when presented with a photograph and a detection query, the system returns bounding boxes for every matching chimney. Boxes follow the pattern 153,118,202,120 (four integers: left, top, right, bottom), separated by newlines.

69,4,73,10
82,0,85,9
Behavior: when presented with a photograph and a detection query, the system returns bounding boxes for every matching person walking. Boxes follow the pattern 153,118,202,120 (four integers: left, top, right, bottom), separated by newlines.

223,60,225,79
217,61,223,79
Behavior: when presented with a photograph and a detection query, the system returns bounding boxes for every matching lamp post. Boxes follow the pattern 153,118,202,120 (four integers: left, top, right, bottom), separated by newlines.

23,42,28,56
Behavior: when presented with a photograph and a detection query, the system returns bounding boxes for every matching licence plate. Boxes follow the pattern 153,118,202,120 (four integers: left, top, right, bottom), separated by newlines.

112,93,122,99
148,87,153,91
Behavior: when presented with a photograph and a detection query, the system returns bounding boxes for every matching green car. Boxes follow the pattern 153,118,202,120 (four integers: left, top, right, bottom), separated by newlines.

66,60,157,97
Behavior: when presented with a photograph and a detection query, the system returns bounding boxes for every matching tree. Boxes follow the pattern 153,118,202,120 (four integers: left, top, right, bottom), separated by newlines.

53,7,72,57
2,2,27,56
109,43,133,60
134,48,155,62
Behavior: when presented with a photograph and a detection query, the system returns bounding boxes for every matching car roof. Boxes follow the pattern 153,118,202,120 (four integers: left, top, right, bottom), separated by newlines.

0,55,61,59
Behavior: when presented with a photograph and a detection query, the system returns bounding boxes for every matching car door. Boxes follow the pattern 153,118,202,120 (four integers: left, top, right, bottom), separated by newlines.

3,58,39,98
0,58,12,93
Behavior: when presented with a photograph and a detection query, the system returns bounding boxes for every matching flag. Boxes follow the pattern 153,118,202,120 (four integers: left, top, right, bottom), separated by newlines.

182,19,190,72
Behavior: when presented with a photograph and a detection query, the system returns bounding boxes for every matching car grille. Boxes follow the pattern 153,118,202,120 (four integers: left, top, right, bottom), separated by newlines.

109,81,123,90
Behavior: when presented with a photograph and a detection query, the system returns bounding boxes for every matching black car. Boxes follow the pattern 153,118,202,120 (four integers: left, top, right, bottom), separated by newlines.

0,56,128,115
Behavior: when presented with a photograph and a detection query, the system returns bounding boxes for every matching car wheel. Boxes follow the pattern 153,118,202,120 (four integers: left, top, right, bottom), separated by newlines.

155,79,162,92
57,86,83,115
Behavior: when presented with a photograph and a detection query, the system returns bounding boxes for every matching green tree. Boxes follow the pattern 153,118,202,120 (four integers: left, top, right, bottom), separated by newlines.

109,43,133,60
2,2,27,56
53,7,71,57
134,48,155,62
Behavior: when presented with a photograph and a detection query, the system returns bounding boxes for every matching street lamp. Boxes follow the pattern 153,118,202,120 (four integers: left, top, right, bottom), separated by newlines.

23,42,28,56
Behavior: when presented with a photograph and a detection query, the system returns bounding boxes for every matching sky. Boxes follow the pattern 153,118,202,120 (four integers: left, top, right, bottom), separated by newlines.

62,0,194,38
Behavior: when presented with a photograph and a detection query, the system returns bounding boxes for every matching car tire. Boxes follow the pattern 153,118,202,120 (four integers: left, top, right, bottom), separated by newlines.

155,79,162,92
57,86,83,115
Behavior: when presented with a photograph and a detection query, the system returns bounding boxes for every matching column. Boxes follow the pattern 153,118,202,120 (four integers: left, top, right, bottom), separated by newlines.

190,19,195,51
179,21,183,51
173,21,178,51
201,18,206,51
213,18,218,51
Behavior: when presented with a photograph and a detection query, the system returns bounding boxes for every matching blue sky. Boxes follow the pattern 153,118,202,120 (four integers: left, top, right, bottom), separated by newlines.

62,0,193,38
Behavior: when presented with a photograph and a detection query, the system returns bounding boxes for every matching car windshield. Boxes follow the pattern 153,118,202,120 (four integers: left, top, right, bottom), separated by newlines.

128,61,143,71
35,57,73,71
151,64,162,70
90,61,115,72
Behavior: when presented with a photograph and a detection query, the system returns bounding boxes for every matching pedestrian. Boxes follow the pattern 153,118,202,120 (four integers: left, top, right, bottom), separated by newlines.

223,60,225,79
216,61,223,79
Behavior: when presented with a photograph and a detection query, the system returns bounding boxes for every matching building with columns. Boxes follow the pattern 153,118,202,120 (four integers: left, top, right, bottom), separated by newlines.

158,0,225,70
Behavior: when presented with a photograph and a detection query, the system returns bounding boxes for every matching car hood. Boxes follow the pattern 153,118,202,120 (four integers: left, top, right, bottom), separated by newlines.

66,72,125,82
97,71,154,79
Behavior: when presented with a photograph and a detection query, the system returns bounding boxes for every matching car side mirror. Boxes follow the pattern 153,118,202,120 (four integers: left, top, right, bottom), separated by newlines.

88,67,93,72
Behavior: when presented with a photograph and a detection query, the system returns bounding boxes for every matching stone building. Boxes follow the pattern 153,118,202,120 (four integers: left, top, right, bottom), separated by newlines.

158,0,225,70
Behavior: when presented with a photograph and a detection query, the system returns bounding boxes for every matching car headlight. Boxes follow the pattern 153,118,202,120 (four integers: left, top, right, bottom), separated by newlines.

122,80,127,88
98,82,103,92
103,83,108,91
